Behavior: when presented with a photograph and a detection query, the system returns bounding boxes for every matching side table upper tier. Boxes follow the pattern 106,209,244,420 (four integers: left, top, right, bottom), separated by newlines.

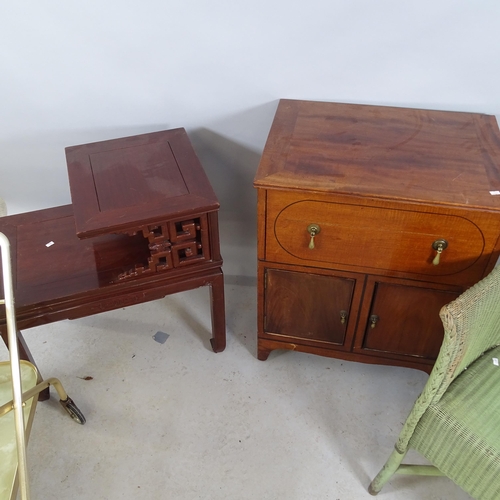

66,128,220,239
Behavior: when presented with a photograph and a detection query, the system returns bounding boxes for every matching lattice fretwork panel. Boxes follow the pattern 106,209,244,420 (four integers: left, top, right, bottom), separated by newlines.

118,214,210,280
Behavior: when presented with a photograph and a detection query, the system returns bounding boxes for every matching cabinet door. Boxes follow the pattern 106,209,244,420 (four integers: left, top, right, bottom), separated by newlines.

359,279,461,360
264,268,355,346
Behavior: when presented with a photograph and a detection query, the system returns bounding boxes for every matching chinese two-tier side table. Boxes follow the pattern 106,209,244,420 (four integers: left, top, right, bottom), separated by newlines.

0,129,226,395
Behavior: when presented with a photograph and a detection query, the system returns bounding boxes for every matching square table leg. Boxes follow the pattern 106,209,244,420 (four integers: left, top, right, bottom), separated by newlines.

209,270,226,353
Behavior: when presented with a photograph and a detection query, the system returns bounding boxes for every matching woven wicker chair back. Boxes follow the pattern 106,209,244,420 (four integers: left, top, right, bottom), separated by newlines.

395,265,500,452
434,265,500,403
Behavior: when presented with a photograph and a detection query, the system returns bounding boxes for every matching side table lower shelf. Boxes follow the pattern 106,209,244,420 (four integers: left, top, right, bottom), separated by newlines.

0,205,226,399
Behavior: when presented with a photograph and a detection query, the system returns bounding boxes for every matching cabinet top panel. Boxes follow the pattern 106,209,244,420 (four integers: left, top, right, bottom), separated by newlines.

66,128,219,238
254,99,500,210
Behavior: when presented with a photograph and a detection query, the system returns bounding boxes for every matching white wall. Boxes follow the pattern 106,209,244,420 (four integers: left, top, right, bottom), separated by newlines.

1,1,499,276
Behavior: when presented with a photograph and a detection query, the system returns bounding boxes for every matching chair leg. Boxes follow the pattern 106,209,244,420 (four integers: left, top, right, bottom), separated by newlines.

18,377,86,424
44,377,86,425
369,447,406,495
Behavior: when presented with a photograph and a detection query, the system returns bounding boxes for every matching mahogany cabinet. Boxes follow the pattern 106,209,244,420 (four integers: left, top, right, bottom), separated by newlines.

254,99,500,373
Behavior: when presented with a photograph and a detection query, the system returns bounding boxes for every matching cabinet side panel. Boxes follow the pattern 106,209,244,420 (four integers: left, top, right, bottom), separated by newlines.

257,189,267,260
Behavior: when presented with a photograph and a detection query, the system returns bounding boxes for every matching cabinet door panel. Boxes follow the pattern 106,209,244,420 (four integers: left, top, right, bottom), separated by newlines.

265,268,354,345
362,281,460,359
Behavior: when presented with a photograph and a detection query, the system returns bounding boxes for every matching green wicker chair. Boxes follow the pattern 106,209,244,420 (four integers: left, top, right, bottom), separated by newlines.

369,265,500,499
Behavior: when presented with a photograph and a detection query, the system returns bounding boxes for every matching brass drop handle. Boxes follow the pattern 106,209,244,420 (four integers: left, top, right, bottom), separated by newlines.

307,223,321,250
370,315,379,329
340,310,348,325
432,239,448,266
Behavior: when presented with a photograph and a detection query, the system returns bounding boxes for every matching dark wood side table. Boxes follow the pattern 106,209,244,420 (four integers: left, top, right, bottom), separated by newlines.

0,129,226,394
255,99,500,373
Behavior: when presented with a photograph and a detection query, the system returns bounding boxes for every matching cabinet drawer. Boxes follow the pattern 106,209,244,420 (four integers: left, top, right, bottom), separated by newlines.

269,195,488,282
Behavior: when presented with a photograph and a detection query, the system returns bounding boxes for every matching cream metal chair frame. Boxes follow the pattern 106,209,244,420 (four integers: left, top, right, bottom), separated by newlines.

0,232,85,500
